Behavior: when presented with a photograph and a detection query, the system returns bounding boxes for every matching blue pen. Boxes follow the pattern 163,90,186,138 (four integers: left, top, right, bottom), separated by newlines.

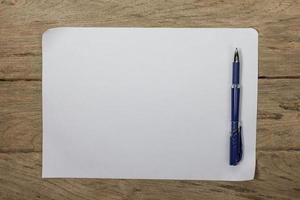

230,48,243,165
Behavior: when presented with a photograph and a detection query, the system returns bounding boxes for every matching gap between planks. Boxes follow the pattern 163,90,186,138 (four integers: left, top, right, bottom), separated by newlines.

1,149,299,154
0,76,300,82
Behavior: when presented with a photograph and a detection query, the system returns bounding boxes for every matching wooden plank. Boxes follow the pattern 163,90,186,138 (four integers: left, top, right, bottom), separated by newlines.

0,79,299,152
257,79,300,150
0,0,300,79
0,151,299,200
0,81,41,153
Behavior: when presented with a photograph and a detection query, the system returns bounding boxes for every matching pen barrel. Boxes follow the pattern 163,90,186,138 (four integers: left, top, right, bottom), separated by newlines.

232,62,240,84
231,87,240,123
230,66,242,166
230,57,242,166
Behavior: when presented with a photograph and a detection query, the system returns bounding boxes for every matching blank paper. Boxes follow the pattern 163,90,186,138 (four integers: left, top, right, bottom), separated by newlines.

42,28,258,180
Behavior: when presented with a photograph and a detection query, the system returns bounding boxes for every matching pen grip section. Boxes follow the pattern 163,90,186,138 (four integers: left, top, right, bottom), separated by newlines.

230,126,242,166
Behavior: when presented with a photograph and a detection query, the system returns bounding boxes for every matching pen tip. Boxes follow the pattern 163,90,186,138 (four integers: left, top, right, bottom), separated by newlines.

234,48,239,62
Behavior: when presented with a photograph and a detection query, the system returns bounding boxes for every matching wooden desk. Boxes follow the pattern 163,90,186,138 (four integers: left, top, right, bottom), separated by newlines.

0,0,299,199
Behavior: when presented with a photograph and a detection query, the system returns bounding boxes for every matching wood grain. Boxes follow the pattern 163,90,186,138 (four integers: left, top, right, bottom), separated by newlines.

0,0,300,79
0,151,299,200
0,0,300,199
257,79,300,151
0,81,41,153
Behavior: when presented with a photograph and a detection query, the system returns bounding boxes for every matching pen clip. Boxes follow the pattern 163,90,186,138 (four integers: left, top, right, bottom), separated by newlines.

237,126,243,162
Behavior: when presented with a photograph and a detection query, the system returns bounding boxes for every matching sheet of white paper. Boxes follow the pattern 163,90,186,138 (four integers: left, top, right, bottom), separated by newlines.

42,28,258,180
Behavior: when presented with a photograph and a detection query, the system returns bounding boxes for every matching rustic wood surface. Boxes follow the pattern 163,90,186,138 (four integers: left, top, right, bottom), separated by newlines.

0,0,299,199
